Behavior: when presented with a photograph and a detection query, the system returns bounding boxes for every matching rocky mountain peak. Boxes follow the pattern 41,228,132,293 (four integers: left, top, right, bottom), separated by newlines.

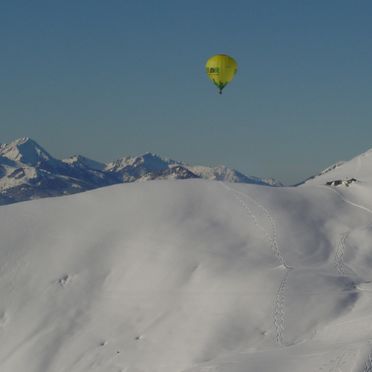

0,137,54,166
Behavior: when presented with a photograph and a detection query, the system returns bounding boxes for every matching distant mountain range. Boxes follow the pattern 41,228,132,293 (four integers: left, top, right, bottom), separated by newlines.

0,138,282,205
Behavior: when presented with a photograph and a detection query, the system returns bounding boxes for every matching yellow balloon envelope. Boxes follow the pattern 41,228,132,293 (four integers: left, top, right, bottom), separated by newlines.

205,54,238,94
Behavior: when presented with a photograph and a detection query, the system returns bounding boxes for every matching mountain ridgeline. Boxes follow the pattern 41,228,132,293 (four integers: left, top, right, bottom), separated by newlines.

0,138,282,205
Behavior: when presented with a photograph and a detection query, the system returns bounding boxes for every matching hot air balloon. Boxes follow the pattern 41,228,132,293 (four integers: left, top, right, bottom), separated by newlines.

205,54,238,94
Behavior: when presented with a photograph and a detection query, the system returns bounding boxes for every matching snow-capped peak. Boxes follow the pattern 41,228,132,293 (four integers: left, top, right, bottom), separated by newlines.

186,164,283,186
63,155,106,171
0,137,54,166
129,152,171,170
106,152,173,172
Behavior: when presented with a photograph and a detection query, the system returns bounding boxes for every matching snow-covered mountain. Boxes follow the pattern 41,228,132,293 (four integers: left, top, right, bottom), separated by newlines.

0,138,117,206
2,144,372,370
187,164,281,186
303,147,372,186
2,174,372,371
105,152,198,182
0,138,281,205
63,154,106,172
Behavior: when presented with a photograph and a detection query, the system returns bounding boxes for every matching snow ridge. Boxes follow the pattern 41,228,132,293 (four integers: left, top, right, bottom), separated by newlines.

304,146,372,186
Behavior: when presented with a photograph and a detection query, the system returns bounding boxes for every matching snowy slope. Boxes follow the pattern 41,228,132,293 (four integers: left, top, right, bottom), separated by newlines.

304,147,372,185
1,176,372,371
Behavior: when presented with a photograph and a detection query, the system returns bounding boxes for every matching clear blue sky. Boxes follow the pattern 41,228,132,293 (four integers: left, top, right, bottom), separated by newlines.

1,0,372,184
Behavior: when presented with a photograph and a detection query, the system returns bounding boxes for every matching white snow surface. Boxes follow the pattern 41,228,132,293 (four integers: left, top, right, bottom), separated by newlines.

2,154,372,372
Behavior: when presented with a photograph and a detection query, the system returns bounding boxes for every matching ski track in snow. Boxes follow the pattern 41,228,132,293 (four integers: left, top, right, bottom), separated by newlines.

320,186,372,217
273,269,290,346
232,187,288,267
321,184,372,279
219,182,293,346
330,349,355,372
316,348,358,372
219,182,290,269
218,182,271,245
320,185,372,371
334,230,360,280
362,342,372,372
335,232,349,276
327,351,346,372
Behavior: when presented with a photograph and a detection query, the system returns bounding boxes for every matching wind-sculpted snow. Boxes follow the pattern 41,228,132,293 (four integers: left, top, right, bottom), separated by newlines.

1,178,372,371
